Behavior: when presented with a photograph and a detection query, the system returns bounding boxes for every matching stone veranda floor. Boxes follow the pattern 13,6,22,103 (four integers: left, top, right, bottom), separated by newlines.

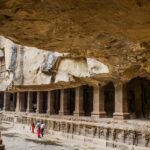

0,122,115,150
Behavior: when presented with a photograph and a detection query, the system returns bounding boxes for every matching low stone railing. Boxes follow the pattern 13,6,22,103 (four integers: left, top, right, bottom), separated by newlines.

0,113,150,150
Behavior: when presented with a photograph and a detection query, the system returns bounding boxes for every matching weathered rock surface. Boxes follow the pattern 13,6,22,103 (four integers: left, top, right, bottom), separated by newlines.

0,36,109,91
0,0,150,90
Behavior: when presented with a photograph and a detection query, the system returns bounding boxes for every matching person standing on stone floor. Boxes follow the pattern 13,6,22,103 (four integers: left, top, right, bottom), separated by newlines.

36,121,41,138
31,122,35,133
40,121,45,137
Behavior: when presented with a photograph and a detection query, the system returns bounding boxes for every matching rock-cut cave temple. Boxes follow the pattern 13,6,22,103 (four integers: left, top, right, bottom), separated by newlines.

0,0,150,150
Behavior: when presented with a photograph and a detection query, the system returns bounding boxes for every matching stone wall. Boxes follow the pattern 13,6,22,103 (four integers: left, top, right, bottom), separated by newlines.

1,113,150,150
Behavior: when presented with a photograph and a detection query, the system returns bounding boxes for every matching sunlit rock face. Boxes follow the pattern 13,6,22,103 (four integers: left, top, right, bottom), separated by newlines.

0,0,150,90
0,36,109,91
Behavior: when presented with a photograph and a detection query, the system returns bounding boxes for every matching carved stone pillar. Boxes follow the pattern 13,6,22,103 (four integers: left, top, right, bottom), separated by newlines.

15,92,20,112
36,92,43,114
59,89,69,115
74,86,84,116
20,93,26,112
92,85,106,118
3,92,10,111
47,91,55,115
113,82,130,119
26,92,33,113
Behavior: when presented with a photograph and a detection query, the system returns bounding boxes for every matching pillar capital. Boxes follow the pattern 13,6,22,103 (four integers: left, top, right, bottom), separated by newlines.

113,81,123,88
113,79,130,88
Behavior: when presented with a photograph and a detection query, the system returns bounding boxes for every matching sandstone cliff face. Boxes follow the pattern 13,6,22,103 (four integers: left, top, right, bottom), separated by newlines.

0,0,150,90
0,36,109,91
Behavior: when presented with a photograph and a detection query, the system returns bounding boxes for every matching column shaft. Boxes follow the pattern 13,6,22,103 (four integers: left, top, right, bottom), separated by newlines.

47,91,55,115
26,92,33,113
16,92,20,112
36,92,43,114
59,89,69,115
113,83,130,119
74,86,84,116
20,93,26,112
92,85,106,118
3,92,10,111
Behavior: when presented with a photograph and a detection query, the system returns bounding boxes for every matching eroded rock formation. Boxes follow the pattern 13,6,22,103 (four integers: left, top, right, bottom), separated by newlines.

0,1,150,150
0,0,149,90
0,36,109,91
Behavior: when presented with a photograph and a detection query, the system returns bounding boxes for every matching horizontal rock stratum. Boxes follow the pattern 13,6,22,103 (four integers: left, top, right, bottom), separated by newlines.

0,0,150,90
0,36,109,91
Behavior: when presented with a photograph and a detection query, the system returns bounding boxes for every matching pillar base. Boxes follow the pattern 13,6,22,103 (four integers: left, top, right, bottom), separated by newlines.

26,109,33,113
135,112,144,119
113,112,130,120
47,111,55,115
36,110,40,114
91,111,107,118
59,111,69,115
3,108,8,112
11,109,15,111
74,111,84,117
20,109,26,112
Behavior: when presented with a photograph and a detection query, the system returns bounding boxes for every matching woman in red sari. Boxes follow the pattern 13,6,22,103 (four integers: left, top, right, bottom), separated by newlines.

36,121,41,138
31,123,35,133
37,126,41,138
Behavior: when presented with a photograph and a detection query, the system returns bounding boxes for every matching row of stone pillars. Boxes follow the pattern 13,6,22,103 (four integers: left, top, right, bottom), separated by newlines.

2,82,130,119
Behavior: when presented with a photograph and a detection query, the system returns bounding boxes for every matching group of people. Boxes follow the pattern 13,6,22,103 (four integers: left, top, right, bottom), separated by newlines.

31,120,45,138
